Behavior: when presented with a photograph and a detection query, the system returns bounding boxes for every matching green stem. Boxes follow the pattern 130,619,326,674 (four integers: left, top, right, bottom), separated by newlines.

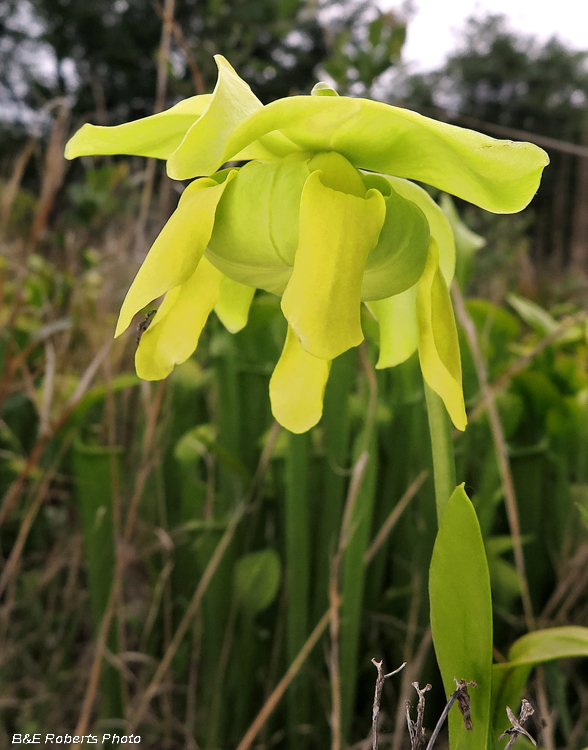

285,430,311,749
424,383,456,523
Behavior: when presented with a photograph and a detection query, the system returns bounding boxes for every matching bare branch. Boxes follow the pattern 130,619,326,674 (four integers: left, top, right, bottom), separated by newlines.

499,699,537,750
371,660,406,750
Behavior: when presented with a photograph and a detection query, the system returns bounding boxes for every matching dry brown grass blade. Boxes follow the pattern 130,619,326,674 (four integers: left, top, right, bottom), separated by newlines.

364,470,428,565
0,431,74,597
69,369,167,746
236,610,332,750
0,137,36,234
153,1,205,94
28,103,71,251
467,310,588,425
125,502,246,734
0,339,111,529
135,0,176,252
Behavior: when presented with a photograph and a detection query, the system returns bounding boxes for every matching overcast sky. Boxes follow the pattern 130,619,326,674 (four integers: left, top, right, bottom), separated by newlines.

379,0,588,71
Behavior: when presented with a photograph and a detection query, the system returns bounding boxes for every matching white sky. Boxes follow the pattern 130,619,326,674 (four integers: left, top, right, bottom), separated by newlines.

379,0,588,71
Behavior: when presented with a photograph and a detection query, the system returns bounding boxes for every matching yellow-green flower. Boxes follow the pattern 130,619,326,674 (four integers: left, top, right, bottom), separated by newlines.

65,56,548,434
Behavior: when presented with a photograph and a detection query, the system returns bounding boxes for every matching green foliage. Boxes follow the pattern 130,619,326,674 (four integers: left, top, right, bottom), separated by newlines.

492,627,588,740
234,549,281,617
322,4,406,96
429,485,493,750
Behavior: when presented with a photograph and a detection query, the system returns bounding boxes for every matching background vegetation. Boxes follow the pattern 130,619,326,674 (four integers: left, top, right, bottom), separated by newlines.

1,1,587,749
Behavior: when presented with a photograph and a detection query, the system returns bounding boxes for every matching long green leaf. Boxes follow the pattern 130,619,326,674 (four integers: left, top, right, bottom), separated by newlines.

492,626,588,739
429,484,493,750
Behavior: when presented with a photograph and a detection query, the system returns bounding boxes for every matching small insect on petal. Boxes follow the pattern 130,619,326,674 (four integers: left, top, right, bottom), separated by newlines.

136,310,156,344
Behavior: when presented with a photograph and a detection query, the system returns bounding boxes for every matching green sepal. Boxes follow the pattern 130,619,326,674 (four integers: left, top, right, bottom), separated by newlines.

135,258,223,380
269,326,331,433
115,172,236,337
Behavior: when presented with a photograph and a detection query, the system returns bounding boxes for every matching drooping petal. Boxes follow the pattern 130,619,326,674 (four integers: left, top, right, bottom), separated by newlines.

281,169,386,360
269,326,331,433
440,193,486,289
374,175,456,284
135,258,223,380
65,95,212,160
416,240,467,431
215,276,256,333
360,179,430,301
166,55,264,179
366,286,419,368
221,96,549,213
115,172,235,337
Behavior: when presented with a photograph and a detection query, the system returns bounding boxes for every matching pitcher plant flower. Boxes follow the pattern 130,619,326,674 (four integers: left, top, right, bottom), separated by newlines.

65,56,548,434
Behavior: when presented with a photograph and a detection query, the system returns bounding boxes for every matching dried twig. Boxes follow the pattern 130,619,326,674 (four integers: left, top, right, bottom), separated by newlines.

406,682,431,750
135,0,176,251
424,679,476,750
499,699,536,750
392,629,432,750
371,660,405,750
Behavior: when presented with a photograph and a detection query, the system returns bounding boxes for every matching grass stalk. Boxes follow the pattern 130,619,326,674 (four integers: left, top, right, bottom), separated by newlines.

338,344,379,742
285,430,311,748
423,383,456,522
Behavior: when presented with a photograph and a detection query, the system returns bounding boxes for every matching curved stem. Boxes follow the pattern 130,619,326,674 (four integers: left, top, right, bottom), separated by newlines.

424,383,456,523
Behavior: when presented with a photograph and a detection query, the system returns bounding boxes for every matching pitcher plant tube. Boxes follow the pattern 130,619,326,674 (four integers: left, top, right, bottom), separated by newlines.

65,56,548,434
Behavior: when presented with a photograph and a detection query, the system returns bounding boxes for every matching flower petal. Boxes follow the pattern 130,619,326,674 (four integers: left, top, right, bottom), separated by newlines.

281,170,386,360
135,258,223,380
215,276,256,333
166,55,263,179
115,172,235,337
223,96,361,166
332,102,549,213
417,240,467,431
65,95,212,160
222,96,548,213
269,326,331,433
366,286,419,368
440,193,486,288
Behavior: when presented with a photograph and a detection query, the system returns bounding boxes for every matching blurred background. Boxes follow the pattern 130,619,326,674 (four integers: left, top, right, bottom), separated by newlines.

1,1,588,748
